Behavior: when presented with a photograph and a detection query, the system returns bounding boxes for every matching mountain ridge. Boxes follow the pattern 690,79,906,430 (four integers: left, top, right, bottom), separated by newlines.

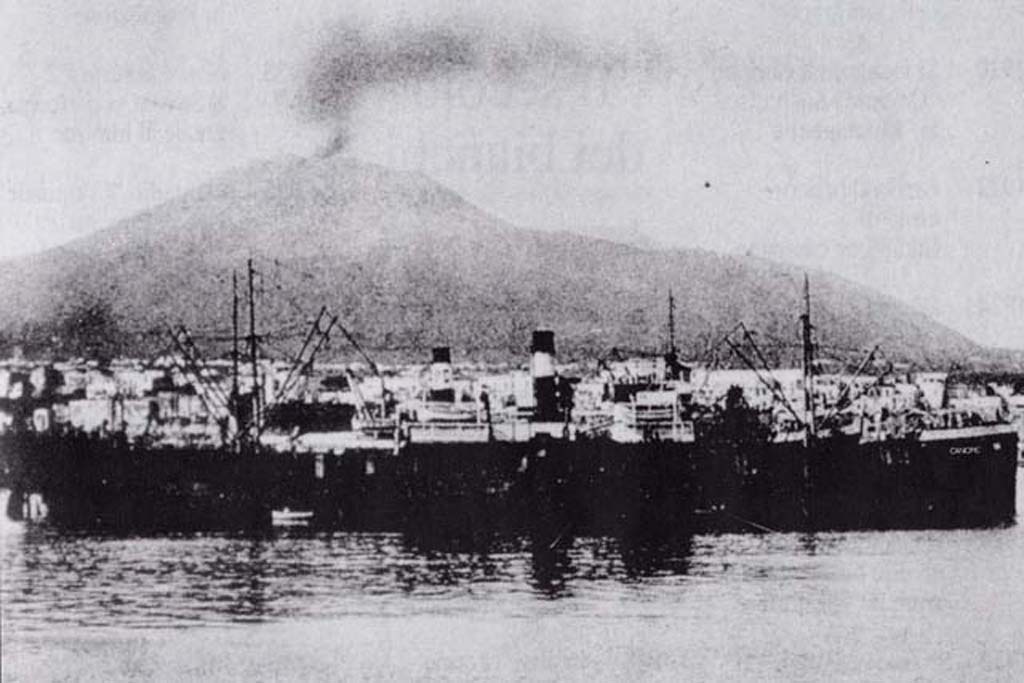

0,154,995,368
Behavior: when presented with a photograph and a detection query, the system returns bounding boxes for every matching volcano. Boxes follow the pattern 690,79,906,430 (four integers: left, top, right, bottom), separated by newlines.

0,155,983,366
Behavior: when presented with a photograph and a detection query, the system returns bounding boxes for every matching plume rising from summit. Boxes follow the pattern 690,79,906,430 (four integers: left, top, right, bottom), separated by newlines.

300,18,670,156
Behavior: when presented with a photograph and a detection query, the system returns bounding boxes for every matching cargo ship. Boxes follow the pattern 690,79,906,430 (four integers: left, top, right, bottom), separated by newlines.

0,269,1017,533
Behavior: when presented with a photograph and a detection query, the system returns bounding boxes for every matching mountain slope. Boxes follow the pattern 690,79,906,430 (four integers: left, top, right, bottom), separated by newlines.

0,155,984,366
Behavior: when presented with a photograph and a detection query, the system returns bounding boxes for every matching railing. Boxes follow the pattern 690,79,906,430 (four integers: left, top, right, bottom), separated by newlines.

859,408,1009,442
628,406,676,424
406,422,491,443
415,401,483,423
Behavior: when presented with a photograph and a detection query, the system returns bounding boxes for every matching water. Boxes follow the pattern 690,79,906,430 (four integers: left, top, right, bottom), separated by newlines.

3,476,1024,681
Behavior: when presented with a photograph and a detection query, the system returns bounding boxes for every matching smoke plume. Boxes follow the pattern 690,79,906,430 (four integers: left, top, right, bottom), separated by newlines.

302,20,665,156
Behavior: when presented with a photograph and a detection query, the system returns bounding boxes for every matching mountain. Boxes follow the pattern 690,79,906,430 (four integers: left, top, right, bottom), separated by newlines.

0,155,988,367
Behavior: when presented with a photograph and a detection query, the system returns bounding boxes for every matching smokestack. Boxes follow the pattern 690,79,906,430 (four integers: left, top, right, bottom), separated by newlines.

427,346,455,402
530,330,559,421
531,330,555,355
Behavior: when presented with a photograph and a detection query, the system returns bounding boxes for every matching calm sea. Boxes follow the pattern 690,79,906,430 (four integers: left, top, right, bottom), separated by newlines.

3,474,1024,682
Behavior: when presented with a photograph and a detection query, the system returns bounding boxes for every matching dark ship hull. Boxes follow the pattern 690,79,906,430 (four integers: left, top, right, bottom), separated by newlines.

693,426,1018,532
1,426,1016,534
1,432,693,533
0,432,271,530
264,437,696,537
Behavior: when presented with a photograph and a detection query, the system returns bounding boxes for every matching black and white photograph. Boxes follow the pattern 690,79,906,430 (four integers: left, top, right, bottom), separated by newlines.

1,1,1023,680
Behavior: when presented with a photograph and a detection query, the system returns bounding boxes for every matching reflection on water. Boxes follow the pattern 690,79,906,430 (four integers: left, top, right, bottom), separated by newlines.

3,476,1024,680
6,475,1024,683
2,499,1021,633
1,519,707,628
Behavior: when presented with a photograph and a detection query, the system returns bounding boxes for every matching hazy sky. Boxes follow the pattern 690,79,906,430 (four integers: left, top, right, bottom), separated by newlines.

2,1,1023,347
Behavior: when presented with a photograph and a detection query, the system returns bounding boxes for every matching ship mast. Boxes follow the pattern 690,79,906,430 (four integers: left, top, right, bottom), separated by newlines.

665,289,681,380
247,258,261,443
668,289,677,357
231,270,240,403
800,273,816,442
